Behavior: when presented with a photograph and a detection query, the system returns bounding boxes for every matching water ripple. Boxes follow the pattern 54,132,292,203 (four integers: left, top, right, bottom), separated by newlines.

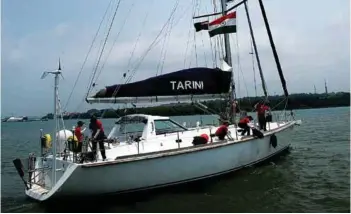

1,107,350,212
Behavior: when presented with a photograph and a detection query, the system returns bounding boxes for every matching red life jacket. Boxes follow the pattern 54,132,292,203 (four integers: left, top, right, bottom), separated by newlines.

74,126,83,142
257,104,269,115
215,125,228,136
200,134,209,143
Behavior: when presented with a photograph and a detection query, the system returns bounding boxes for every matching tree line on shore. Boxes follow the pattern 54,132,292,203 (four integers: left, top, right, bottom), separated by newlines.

42,92,350,120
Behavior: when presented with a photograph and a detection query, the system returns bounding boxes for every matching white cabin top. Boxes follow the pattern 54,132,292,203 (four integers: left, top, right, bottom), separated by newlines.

109,114,188,141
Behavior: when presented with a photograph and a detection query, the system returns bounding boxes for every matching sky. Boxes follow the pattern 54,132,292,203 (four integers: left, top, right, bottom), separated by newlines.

1,0,350,116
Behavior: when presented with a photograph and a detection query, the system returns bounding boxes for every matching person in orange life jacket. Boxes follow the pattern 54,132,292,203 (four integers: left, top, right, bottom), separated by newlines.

215,120,230,140
238,116,254,136
74,121,85,152
254,101,270,131
89,115,107,161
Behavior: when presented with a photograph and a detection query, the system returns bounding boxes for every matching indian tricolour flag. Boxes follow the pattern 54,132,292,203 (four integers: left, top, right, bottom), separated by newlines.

208,11,236,37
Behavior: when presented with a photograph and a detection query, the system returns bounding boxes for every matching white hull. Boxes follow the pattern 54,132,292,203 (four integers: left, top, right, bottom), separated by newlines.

25,120,300,201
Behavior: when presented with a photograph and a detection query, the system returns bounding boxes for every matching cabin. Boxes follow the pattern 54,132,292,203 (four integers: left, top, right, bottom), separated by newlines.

108,114,189,142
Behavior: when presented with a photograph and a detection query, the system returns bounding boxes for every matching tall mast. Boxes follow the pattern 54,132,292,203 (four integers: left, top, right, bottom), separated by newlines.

220,0,235,123
258,0,289,99
244,1,268,99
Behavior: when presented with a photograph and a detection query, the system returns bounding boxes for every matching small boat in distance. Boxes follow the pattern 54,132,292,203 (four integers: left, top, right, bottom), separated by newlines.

2,116,28,122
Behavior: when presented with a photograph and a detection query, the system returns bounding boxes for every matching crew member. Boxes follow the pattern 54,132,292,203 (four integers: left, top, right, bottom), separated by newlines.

215,120,229,140
89,115,107,161
238,116,253,136
74,121,85,153
255,101,270,131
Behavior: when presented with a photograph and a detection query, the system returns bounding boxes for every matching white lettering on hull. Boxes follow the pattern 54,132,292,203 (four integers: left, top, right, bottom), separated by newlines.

170,81,204,90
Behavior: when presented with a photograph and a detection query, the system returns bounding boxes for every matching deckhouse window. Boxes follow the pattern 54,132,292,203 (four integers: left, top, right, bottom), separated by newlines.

110,116,148,140
154,119,187,135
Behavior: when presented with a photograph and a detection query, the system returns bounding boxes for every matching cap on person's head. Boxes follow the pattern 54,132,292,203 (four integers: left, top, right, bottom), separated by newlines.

247,116,254,120
77,121,84,126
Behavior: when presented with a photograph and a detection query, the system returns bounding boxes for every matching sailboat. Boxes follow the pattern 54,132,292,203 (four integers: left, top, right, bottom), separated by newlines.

13,0,302,202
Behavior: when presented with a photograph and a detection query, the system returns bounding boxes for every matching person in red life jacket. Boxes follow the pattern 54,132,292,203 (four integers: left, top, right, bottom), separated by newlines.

215,120,230,140
200,133,209,143
74,121,85,153
238,116,254,136
89,115,107,161
254,101,270,131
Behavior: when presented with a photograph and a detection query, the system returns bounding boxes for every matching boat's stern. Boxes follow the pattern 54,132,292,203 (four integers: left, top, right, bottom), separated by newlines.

13,153,78,201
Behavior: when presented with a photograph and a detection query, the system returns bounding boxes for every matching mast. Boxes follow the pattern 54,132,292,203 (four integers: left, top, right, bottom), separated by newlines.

52,66,59,187
220,0,235,124
244,1,268,99
40,59,62,189
258,0,289,99
220,0,232,67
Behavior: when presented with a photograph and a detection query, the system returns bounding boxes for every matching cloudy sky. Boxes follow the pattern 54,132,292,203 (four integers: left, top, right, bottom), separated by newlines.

2,0,350,116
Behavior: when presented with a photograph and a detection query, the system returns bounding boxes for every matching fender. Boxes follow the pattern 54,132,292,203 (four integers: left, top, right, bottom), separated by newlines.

270,134,277,148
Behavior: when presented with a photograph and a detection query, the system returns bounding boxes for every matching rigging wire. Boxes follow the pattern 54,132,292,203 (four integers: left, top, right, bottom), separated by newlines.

195,0,208,67
159,0,194,74
159,16,174,75
183,18,193,68
250,39,258,97
108,0,180,99
234,33,251,104
86,0,122,98
86,1,118,92
63,0,114,111
156,12,174,77
94,0,136,83
93,0,188,121
204,0,216,68
126,0,179,82
192,0,199,67
126,1,153,72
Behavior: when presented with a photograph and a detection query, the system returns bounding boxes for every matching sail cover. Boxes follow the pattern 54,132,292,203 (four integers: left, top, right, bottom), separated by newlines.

92,67,231,98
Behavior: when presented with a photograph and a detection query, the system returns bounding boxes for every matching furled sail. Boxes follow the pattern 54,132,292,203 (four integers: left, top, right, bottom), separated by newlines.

87,67,231,104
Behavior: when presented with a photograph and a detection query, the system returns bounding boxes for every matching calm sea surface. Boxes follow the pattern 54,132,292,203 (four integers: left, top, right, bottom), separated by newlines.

1,107,350,212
